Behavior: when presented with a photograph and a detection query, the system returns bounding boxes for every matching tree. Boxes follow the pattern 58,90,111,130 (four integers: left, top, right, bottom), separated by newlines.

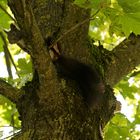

0,0,140,139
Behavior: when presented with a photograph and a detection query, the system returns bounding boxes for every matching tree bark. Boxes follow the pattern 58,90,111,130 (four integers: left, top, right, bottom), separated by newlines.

0,0,140,139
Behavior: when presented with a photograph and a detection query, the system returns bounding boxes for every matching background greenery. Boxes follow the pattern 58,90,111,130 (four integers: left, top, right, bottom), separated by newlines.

0,0,140,139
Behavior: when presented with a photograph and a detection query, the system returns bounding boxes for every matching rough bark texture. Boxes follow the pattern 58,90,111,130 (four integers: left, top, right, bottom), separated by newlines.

104,34,140,86
0,0,140,139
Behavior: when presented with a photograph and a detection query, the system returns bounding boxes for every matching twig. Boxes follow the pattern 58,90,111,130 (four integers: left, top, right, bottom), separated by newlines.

0,32,13,78
0,129,21,140
0,31,20,78
49,9,100,48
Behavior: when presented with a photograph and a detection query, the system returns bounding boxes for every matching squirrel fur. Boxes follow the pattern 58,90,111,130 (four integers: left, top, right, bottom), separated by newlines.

49,43,105,108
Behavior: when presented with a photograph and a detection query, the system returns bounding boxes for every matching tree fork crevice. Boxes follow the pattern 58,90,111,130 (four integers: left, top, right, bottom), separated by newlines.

6,0,117,139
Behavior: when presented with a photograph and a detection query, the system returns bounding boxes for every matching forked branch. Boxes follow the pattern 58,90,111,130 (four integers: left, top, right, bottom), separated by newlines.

0,79,24,103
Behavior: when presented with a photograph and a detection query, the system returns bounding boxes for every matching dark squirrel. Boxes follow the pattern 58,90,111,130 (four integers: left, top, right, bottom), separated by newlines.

49,44,105,108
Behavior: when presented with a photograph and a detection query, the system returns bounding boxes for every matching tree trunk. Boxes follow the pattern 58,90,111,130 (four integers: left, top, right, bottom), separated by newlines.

4,0,118,139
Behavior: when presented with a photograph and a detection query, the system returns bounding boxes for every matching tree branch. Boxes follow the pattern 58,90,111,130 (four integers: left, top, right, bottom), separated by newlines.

0,3,16,23
8,0,59,99
105,34,140,86
0,31,20,78
0,32,13,78
8,0,53,65
49,9,100,49
8,0,55,75
0,79,24,103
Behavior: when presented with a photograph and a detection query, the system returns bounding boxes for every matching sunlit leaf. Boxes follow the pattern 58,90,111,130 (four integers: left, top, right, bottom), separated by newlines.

17,58,32,75
117,0,140,13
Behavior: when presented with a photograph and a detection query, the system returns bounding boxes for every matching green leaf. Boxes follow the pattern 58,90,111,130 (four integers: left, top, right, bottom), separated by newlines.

116,80,138,99
0,0,8,5
117,0,140,13
113,113,130,125
0,36,4,52
118,13,140,36
133,104,140,124
103,2,140,36
0,2,11,29
115,0,140,35
104,113,133,140
74,0,111,9
17,58,32,75
0,95,20,127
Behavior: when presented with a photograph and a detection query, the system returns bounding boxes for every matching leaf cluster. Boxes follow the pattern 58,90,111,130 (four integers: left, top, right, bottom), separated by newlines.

75,0,140,48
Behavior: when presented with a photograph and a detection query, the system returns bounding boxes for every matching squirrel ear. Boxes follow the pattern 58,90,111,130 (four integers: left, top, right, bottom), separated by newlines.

49,49,55,59
49,43,60,61
53,43,60,55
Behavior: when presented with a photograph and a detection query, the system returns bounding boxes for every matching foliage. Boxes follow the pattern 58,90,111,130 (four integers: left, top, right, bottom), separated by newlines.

0,1,32,138
0,0,140,139
104,113,140,140
75,0,140,49
104,68,140,139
